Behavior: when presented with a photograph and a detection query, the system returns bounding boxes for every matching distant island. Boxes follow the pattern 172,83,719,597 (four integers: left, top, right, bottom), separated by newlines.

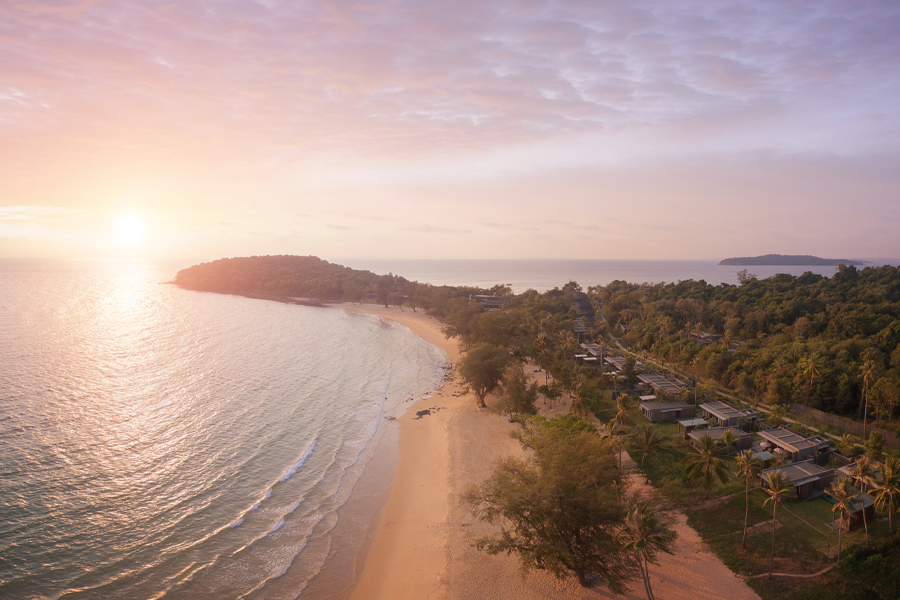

719,254,865,266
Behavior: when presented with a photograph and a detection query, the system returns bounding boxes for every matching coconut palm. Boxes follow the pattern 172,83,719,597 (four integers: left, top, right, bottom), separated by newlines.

872,455,900,534
735,450,763,548
848,455,875,546
836,433,855,456
762,470,793,579
619,502,677,600
604,418,622,470
718,429,738,456
569,370,591,418
684,434,731,499
827,477,855,562
630,424,664,484
615,396,631,427
860,360,877,438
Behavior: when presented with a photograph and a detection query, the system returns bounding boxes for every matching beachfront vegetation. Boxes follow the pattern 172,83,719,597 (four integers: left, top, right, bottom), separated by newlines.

465,415,672,590
457,343,510,409
619,502,677,600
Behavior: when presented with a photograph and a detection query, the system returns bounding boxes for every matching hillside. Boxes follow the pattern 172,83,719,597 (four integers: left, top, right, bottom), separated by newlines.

720,254,864,266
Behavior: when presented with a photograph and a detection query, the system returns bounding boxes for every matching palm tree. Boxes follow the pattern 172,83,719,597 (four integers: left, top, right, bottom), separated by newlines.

604,418,622,470
827,477,855,562
619,502,677,600
735,450,763,548
762,470,793,579
631,424,664,484
684,434,731,499
615,396,631,427
718,429,738,456
569,370,591,418
872,455,900,535
836,433,855,456
802,354,821,404
860,360,876,439
848,455,875,546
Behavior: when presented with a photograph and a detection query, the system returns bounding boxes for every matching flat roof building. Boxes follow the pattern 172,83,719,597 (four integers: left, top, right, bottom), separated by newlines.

699,401,759,427
688,426,752,453
639,400,695,423
758,427,834,464
761,460,835,499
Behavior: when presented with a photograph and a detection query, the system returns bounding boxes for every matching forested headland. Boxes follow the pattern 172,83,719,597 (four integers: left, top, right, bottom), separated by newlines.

720,254,865,266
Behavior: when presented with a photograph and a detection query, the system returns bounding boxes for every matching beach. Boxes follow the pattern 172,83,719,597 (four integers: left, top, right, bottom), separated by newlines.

340,302,760,600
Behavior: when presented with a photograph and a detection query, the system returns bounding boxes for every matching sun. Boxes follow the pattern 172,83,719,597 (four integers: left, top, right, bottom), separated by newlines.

114,215,147,245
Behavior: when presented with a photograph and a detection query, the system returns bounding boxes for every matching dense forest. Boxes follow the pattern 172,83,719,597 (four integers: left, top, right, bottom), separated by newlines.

175,256,900,425
591,264,900,421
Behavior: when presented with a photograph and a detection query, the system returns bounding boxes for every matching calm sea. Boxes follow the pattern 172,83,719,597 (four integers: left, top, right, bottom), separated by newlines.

338,258,898,293
0,259,447,600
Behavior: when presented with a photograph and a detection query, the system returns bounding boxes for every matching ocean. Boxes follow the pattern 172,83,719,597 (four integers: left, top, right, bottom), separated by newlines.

337,258,897,293
2,256,896,600
0,259,447,600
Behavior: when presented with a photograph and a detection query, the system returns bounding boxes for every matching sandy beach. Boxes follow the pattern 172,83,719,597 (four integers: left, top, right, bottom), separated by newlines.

340,303,759,600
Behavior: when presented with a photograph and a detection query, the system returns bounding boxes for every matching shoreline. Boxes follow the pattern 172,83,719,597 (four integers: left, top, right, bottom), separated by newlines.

334,302,760,600
339,303,461,600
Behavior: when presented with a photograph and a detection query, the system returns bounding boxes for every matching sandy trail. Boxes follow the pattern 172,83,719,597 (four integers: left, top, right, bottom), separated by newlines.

339,303,759,600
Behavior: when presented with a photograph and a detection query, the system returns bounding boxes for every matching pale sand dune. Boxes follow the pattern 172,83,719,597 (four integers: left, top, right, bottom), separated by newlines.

340,303,759,600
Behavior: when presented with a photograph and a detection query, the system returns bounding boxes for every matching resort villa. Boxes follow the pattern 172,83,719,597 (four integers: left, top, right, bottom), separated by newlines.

639,396,695,423
760,460,836,500
698,401,759,428
757,427,835,464
688,426,752,453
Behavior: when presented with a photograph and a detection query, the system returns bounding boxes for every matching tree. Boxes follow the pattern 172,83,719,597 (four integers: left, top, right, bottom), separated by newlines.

735,450,763,548
836,433,856,456
465,425,638,590
865,431,885,462
871,454,900,535
762,470,793,579
458,343,511,409
826,477,855,562
684,434,731,499
847,455,875,547
615,396,631,427
569,369,593,418
859,354,881,438
630,424,664,484
622,356,637,384
718,429,738,456
500,364,538,418
619,502,677,600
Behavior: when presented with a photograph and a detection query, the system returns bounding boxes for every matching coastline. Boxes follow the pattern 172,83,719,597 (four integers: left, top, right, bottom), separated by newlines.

335,302,760,600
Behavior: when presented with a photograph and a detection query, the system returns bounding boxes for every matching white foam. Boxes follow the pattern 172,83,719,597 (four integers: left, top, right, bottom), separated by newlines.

228,518,243,528
278,440,316,483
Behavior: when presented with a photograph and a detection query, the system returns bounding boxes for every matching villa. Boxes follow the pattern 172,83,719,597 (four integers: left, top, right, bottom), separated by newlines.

757,427,835,464
639,398,695,423
761,460,835,499
688,426,752,453
698,400,759,428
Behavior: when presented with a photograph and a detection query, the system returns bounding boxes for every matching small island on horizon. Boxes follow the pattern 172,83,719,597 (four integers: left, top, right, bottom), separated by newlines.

719,253,865,266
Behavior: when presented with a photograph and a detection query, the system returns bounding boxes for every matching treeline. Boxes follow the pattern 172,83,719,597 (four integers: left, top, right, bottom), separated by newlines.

592,264,900,421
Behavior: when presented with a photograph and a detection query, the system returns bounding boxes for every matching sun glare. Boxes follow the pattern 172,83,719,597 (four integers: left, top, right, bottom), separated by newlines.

115,215,147,246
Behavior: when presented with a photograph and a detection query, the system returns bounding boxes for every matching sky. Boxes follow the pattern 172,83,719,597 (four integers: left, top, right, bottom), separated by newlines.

1,0,899,261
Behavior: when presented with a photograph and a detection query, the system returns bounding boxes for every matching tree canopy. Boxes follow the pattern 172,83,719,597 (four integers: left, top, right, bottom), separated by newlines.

465,421,637,590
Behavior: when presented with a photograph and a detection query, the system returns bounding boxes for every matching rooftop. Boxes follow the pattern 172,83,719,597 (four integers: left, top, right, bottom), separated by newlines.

758,427,830,452
763,461,833,486
700,401,757,421
640,400,691,412
688,426,749,442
